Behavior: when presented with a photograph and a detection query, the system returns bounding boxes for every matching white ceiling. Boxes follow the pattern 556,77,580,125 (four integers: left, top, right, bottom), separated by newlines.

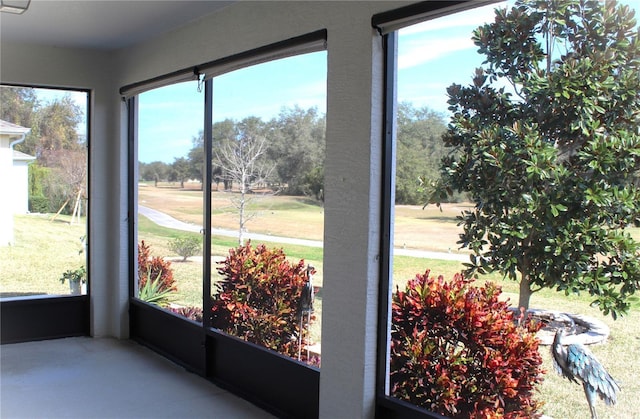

0,1,234,51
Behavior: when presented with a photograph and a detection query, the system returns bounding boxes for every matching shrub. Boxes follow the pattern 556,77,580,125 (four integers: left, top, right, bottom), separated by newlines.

390,270,544,418
138,270,174,307
29,195,49,213
137,241,175,292
211,242,314,360
168,235,202,262
58,266,86,284
169,306,203,322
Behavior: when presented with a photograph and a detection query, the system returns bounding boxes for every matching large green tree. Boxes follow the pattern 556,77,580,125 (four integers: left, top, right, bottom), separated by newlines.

0,86,39,128
266,106,325,196
440,0,640,317
1,86,86,214
36,95,83,160
396,102,448,205
139,161,171,183
1,87,82,161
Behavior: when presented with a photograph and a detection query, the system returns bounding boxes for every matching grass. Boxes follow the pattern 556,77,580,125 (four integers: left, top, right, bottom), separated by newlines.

137,212,325,341
4,187,640,418
1,214,86,297
136,186,640,418
393,258,640,419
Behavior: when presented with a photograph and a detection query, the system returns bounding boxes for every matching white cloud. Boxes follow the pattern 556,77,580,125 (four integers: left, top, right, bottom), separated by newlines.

396,1,510,70
398,36,476,69
399,2,507,36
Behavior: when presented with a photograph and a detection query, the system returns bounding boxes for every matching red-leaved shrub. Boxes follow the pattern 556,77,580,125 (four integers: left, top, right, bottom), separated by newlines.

137,240,176,292
169,306,203,322
390,270,544,418
211,242,314,360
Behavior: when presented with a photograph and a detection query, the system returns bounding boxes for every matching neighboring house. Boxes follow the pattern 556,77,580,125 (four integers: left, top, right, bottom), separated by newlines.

12,149,36,213
0,119,32,245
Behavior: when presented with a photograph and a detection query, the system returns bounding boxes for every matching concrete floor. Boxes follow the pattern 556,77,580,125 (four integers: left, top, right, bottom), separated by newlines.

1,337,275,419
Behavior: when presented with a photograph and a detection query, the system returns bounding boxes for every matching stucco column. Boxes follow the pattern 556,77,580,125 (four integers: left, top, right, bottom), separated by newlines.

319,9,385,418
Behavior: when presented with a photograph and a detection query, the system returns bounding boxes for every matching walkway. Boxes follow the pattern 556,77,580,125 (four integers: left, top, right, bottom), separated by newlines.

139,205,468,262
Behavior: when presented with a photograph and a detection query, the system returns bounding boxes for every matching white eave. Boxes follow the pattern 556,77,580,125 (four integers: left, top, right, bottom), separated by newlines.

13,150,36,162
0,119,31,137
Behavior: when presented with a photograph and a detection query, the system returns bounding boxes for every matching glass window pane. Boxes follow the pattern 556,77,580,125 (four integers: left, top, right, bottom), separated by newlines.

136,81,204,322
389,0,503,409
209,51,326,366
0,86,88,298
387,2,640,417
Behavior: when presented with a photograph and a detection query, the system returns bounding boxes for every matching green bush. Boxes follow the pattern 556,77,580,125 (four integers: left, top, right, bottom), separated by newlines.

211,242,314,361
29,195,49,213
390,270,544,418
168,235,201,262
58,266,86,284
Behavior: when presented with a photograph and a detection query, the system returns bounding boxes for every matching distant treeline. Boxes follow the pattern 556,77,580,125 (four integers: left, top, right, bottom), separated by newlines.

140,102,462,205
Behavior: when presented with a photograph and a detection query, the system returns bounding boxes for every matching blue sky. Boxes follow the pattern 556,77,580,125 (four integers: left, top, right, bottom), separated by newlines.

35,0,638,163
397,2,506,115
134,2,500,163
137,51,327,163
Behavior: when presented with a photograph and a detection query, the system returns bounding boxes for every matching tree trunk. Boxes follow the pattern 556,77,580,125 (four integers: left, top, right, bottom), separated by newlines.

238,174,246,246
518,274,533,311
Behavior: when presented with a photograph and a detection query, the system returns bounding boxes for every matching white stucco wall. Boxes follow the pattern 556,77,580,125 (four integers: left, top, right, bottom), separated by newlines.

0,137,14,245
0,42,122,339
1,1,415,417
12,158,31,214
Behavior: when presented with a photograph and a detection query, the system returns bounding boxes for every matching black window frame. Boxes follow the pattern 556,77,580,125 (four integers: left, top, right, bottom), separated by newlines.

0,83,91,344
373,2,498,417
125,30,327,418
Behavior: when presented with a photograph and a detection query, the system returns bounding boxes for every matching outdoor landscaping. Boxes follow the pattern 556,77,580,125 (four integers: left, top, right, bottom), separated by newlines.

3,185,639,417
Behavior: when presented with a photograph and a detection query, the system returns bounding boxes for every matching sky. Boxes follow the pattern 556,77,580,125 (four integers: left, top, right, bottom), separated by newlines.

34,0,638,163
134,1,501,163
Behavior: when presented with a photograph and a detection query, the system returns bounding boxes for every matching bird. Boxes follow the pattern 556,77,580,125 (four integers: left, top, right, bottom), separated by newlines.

298,265,315,316
551,327,620,419
297,264,315,361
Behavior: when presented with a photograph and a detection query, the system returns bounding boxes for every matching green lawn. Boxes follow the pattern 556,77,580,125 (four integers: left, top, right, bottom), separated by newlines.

3,206,640,418
1,214,86,297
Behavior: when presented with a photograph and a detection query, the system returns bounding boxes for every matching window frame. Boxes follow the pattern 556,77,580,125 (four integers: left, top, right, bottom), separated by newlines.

373,2,499,417
0,83,91,343
125,31,327,419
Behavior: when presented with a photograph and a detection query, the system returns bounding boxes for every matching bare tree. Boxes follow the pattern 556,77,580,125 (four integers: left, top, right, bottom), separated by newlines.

48,149,88,224
214,121,275,245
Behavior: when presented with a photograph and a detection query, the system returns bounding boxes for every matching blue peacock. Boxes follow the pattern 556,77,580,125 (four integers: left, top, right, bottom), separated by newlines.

551,327,620,419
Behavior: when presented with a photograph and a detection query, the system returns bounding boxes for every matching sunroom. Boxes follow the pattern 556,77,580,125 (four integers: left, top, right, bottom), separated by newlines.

4,1,636,418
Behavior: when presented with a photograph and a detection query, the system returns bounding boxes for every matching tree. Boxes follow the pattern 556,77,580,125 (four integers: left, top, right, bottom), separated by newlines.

214,117,275,245
187,132,205,186
212,119,239,190
170,157,191,188
0,88,82,161
139,161,171,184
34,95,83,164
0,86,39,128
267,106,325,196
439,0,640,318
48,149,88,221
396,102,449,205
1,86,86,214
1,86,42,159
